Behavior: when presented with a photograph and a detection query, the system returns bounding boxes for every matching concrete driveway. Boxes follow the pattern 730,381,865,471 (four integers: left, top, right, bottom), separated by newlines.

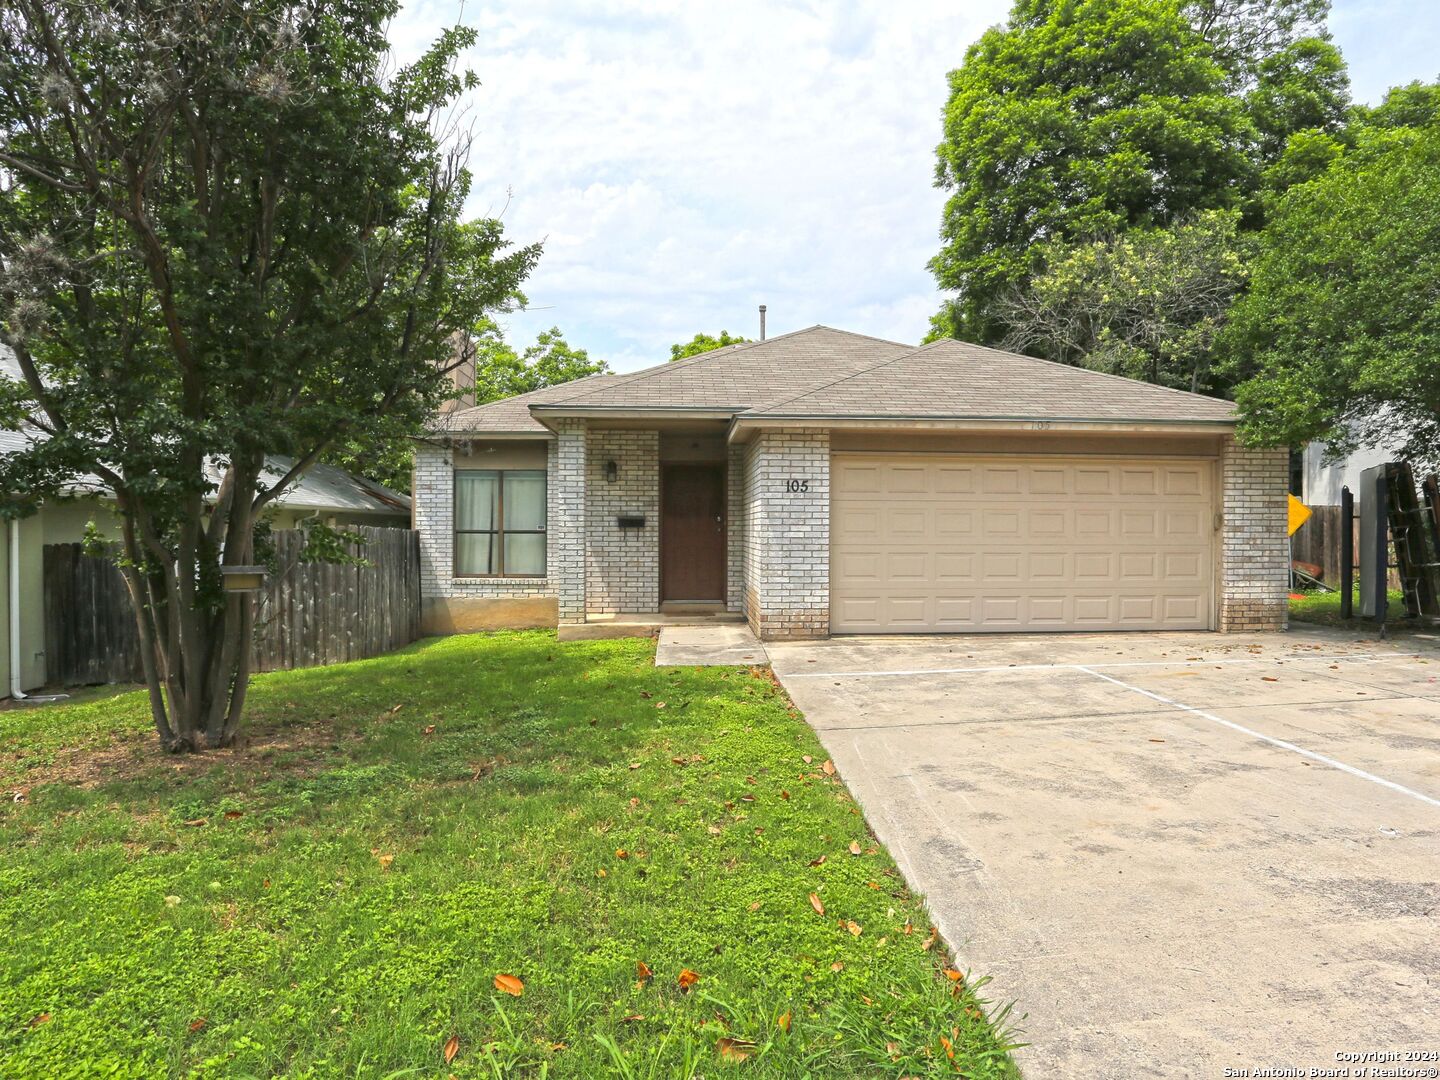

768,627,1440,1078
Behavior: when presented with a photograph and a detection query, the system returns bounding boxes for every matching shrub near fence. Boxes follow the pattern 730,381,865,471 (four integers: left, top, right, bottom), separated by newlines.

42,527,420,687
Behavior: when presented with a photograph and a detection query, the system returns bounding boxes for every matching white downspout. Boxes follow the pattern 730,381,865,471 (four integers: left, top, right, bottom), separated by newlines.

9,518,25,700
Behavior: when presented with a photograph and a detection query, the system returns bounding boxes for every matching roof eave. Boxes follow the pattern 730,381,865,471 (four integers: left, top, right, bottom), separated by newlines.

727,415,1236,442
528,405,744,420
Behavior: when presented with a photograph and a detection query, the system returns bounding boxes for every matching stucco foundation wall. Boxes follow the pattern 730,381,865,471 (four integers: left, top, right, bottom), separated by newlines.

742,428,830,640
1219,439,1290,632
585,429,659,614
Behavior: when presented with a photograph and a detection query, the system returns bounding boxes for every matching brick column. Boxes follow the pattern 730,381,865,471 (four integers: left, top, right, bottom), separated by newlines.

585,429,659,614
550,419,587,624
1219,438,1290,632
726,443,745,613
413,443,453,599
743,428,830,640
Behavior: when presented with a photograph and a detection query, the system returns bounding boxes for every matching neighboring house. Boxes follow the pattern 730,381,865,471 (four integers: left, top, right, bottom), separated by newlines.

1,349,411,698
1299,433,1400,507
415,326,1288,641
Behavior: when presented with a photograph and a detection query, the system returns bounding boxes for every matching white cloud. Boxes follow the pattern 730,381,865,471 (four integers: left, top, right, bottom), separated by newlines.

391,0,1440,371
392,0,1011,369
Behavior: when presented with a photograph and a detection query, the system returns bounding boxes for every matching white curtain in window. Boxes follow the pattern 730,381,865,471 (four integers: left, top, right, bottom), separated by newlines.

455,472,498,574
503,471,546,531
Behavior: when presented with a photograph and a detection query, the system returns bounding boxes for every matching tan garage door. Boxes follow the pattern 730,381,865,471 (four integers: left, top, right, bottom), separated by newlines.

831,453,1216,633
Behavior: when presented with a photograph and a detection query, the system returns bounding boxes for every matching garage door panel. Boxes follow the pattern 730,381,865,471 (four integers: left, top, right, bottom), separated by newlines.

832,453,1215,633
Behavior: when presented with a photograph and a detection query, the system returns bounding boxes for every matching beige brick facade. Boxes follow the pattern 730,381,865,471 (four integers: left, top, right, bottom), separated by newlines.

1218,438,1291,632
585,429,659,614
418,426,1288,639
741,428,831,640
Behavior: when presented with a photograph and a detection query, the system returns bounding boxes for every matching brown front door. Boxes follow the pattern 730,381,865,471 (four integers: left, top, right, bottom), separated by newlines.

661,464,726,602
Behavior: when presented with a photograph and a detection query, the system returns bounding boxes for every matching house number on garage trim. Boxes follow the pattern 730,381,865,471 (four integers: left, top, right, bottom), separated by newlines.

784,479,810,494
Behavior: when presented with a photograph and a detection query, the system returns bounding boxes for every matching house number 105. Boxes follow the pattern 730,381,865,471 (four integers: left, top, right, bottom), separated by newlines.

785,479,810,493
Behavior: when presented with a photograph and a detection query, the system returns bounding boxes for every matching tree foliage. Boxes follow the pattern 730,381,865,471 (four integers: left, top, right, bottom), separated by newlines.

0,0,538,750
1184,0,1329,85
470,322,607,400
1000,210,1248,393
928,0,1255,342
669,330,749,362
1228,125,1440,468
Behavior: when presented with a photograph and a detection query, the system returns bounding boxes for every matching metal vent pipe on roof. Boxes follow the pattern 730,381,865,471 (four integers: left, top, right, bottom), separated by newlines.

759,304,766,341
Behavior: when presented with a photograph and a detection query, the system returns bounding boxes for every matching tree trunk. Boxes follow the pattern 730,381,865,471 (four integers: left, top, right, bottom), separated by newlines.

115,465,261,752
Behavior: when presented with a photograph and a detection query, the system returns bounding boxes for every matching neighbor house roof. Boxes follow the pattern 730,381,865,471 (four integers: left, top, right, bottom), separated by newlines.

430,324,1239,436
1,346,410,516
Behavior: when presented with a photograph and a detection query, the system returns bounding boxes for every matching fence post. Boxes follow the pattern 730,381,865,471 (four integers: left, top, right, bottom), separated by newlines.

1374,473,1388,637
1340,486,1353,619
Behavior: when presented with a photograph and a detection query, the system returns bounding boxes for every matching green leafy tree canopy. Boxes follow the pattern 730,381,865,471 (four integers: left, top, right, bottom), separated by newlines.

0,0,538,750
1228,124,1440,468
928,0,1256,343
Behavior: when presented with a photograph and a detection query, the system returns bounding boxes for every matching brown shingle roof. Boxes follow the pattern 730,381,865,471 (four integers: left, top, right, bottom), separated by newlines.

751,339,1237,424
428,373,625,434
428,328,1236,434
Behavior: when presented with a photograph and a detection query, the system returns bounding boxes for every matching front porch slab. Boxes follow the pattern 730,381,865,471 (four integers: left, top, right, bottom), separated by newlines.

654,623,768,666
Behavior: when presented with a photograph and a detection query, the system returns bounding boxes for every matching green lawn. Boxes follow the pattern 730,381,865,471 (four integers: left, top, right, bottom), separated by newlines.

0,632,1021,1078
1290,587,1408,626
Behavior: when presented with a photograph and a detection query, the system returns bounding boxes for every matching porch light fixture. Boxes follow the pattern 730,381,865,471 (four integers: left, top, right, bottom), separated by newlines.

605,460,618,483
220,565,268,593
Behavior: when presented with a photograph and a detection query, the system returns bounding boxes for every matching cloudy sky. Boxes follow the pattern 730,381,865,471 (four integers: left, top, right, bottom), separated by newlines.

390,1,1440,372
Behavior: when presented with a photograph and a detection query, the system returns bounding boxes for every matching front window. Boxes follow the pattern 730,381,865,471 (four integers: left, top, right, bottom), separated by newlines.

455,469,546,576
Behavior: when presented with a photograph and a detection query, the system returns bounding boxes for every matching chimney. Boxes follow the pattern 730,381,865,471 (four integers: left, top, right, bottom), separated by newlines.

759,304,767,341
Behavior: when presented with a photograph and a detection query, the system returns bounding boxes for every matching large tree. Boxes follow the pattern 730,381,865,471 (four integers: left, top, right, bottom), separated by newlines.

0,1,538,750
928,0,1256,343
1227,124,1440,468
999,210,1249,393
469,322,607,400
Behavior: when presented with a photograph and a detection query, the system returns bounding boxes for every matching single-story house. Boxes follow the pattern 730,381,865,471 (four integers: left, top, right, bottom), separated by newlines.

416,326,1289,641
2,347,411,697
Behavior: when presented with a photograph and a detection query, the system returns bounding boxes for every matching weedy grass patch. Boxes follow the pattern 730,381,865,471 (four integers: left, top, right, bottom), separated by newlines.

0,631,1021,1078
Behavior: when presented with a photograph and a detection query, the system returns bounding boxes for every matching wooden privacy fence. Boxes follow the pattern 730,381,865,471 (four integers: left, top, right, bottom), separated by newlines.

43,526,421,687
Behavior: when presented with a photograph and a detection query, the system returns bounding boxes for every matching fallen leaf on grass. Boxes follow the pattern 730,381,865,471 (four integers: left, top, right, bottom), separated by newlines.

164,895,182,907
615,849,629,859
596,868,607,878
678,968,700,990
740,794,755,803
183,817,208,827
809,893,825,916
748,901,762,912
422,724,436,735
222,809,244,820
372,850,394,871
921,927,937,951
493,974,524,997
944,969,964,983
844,920,862,937
389,703,404,714
443,1034,460,1063
808,855,826,867
636,960,653,983
830,961,844,972
821,759,836,776
29,1013,49,1028
903,921,913,936
188,1018,207,1033
777,1010,791,1033
628,763,642,770
621,1014,645,1023
848,840,862,855
717,1036,756,1062
780,788,791,801
802,755,813,764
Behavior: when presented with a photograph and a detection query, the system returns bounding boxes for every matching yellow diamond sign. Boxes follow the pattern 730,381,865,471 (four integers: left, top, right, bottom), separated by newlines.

1287,494,1312,537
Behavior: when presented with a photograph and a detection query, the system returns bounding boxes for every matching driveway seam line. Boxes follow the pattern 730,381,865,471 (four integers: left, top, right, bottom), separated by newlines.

782,652,1407,679
1074,665,1440,811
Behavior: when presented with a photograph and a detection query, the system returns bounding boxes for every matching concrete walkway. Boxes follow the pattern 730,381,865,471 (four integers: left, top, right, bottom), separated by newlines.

655,623,768,666
769,627,1440,1078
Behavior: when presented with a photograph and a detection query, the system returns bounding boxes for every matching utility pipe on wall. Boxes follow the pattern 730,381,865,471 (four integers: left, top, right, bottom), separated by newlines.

9,518,25,699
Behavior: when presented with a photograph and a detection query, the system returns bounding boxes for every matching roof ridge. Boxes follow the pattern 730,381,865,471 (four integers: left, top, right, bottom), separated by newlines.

956,339,1234,406
538,325,916,408
755,338,946,414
